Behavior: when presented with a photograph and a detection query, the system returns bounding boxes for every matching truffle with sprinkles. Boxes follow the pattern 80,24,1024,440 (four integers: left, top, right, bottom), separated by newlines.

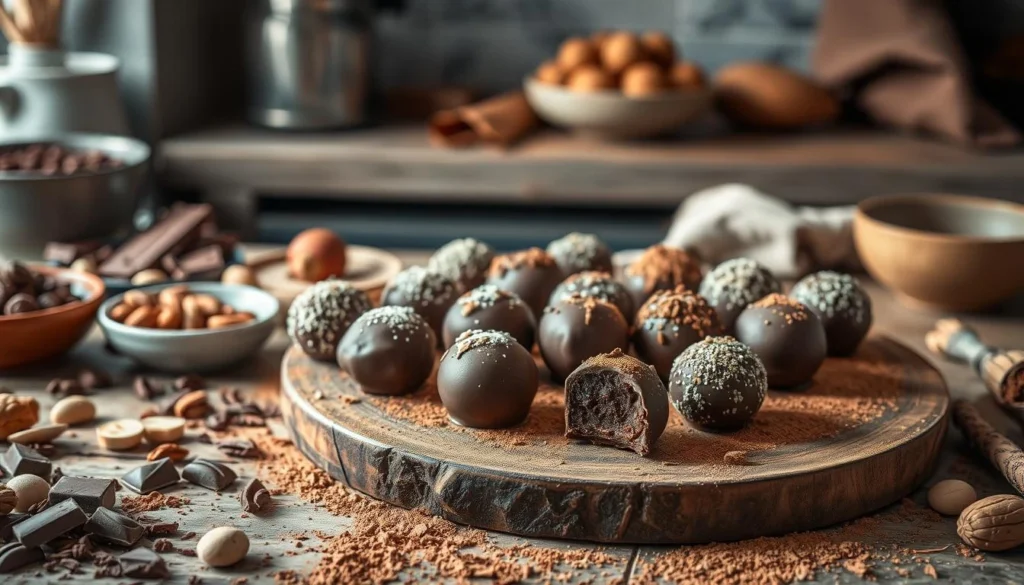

287,278,371,361
622,244,703,314
441,284,536,349
549,270,634,321
337,306,437,396
790,271,873,356
698,257,781,333
546,232,613,278
486,247,564,319
633,286,721,383
669,336,767,431
381,266,458,343
734,293,826,388
426,238,495,293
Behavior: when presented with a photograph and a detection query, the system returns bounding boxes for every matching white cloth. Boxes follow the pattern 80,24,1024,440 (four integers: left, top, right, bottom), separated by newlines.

663,184,858,279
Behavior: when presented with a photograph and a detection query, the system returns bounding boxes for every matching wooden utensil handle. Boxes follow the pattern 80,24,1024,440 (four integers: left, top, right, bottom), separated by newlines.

925,318,993,369
953,400,1024,496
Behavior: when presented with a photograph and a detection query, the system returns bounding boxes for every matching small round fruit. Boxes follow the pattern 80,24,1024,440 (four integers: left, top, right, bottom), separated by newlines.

640,31,675,68
287,228,347,282
50,395,96,426
601,31,645,75
7,474,50,512
222,265,259,287
671,61,706,89
535,60,565,85
198,526,250,567
928,479,978,516
557,37,598,71
567,65,615,92
621,62,667,97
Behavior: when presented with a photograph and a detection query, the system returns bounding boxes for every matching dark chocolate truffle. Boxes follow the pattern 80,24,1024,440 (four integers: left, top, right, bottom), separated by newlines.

442,285,536,349
486,248,564,319
427,238,495,293
633,286,721,383
546,232,613,278
668,336,767,431
538,295,630,382
437,330,539,428
287,279,371,361
734,294,826,388
622,244,703,314
698,258,781,333
549,271,634,321
564,348,669,456
789,271,872,356
381,266,458,343
337,306,437,396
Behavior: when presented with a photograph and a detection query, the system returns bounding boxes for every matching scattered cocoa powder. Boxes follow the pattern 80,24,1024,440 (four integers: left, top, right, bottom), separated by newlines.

119,492,190,515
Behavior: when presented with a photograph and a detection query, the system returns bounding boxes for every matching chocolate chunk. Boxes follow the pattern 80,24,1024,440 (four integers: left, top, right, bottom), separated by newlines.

49,477,117,514
0,542,43,573
84,508,146,547
99,204,213,279
133,376,160,400
145,522,178,536
174,374,206,392
239,478,272,514
0,514,30,542
77,368,112,390
0,444,52,478
119,458,180,494
50,467,64,486
174,245,225,280
152,538,174,552
118,547,169,579
215,439,262,459
181,459,237,492
12,499,88,548
4,293,38,315
204,412,230,431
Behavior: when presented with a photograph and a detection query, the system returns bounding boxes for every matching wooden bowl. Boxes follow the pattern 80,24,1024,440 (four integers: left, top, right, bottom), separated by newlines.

0,265,106,368
854,194,1024,311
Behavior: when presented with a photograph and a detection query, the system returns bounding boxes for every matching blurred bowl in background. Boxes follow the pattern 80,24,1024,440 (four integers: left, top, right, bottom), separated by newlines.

854,194,1024,311
0,133,150,258
524,78,711,140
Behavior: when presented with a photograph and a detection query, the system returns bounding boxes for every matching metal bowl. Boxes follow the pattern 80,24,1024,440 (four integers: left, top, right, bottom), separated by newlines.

0,133,150,258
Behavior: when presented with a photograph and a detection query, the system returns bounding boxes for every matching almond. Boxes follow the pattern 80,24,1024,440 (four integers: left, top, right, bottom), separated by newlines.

173,390,209,419
207,313,254,329
147,443,189,462
123,290,154,309
124,305,159,328
108,303,134,323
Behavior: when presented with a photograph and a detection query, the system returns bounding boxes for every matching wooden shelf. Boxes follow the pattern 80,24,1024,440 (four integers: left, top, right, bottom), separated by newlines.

159,124,1024,208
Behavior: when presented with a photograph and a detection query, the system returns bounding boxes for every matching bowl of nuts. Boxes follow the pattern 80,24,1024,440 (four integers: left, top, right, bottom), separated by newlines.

98,282,279,373
0,261,106,368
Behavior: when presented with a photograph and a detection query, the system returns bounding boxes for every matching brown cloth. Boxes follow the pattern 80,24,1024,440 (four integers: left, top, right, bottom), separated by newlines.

813,0,1021,148
429,92,538,148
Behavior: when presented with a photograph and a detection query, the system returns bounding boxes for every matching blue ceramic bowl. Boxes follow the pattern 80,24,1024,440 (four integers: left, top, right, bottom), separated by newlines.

98,283,280,373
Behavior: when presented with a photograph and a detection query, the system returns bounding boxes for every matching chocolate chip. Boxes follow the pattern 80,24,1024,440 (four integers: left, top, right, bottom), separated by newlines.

78,369,112,390
215,439,262,459
152,538,174,553
117,547,169,579
239,478,272,514
174,375,206,392
133,376,160,400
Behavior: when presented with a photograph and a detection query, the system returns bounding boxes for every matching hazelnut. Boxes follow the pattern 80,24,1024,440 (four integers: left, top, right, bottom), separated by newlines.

601,32,645,75
535,60,565,86
287,228,347,282
556,37,598,71
621,61,667,97
131,269,169,286
221,265,259,287
640,31,675,69
670,61,706,90
567,65,615,92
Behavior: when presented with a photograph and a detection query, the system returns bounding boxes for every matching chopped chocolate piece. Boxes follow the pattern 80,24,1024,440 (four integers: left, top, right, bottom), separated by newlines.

174,374,206,392
181,459,237,491
204,412,230,431
0,514,30,542
174,245,225,280
84,508,146,547
118,547,170,579
46,378,86,397
133,376,161,400
49,477,117,514
50,467,63,486
0,542,43,573
0,444,52,479
98,203,213,279
12,499,88,548
43,241,101,266
77,368,112,390
145,522,178,536
239,478,272,514
153,538,174,552
216,439,262,459
25,499,48,514
119,458,180,494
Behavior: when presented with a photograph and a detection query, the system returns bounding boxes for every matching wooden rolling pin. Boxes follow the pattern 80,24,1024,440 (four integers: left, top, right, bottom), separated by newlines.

952,400,1024,497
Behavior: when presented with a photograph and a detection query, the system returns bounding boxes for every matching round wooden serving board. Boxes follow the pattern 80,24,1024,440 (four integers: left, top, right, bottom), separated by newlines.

281,336,948,544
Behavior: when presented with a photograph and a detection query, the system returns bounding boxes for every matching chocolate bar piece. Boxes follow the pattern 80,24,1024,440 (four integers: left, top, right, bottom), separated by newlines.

0,542,43,573
118,547,169,579
98,204,213,279
49,477,116,514
173,244,225,280
43,241,102,265
84,508,146,547
119,458,180,494
181,459,237,492
0,444,52,479
12,499,88,548
0,515,29,543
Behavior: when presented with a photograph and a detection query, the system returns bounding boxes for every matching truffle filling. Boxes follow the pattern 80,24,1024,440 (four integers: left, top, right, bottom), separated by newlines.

566,369,647,454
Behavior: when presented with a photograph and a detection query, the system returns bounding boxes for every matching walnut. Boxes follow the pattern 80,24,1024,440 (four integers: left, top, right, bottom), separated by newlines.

957,494,1024,551
0,486,17,514
0,394,39,439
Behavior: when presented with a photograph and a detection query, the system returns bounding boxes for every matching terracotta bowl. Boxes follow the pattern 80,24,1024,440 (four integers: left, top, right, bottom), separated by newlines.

0,265,106,368
854,194,1024,311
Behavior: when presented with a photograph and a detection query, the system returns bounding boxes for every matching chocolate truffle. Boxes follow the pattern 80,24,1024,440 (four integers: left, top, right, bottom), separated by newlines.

622,244,703,314
437,330,539,428
538,295,630,382
698,258,781,333
564,348,669,456
545,232,613,278
486,248,564,319
427,238,495,293
549,271,634,321
789,271,872,356
734,294,826,388
442,285,536,349
633,286,721,383
381,266,458,343
286,279,371,361
337,306,436,396
669,336,767,431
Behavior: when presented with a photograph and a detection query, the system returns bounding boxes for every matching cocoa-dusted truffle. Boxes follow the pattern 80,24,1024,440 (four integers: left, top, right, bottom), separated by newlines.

538,295,630,382
549,271,634,321
381,266,458,343
337,306,436,396
669,336,767,431
427,238,495,293
734,294,826,388
564,348,669,457
486,247,564,319
442,285,536,349
545,232,613,278
633,286,721,383
698,258,781,333
622,244,703,313
438,330,539,428
789,271,872,357
287,279,371,361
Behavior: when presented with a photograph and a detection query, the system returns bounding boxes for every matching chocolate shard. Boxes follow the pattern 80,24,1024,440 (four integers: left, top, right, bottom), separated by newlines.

119,458,180,494
0,514,30,543
0,542,44,573
49,477,117,514
42,241,101,266
12,498,88,548
181,459,237,492
563,348,670,457
174,244,225,280
98,203,213,279
0,444,53,479
84,508,146,547
239,478,272,514
118,547,169,579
